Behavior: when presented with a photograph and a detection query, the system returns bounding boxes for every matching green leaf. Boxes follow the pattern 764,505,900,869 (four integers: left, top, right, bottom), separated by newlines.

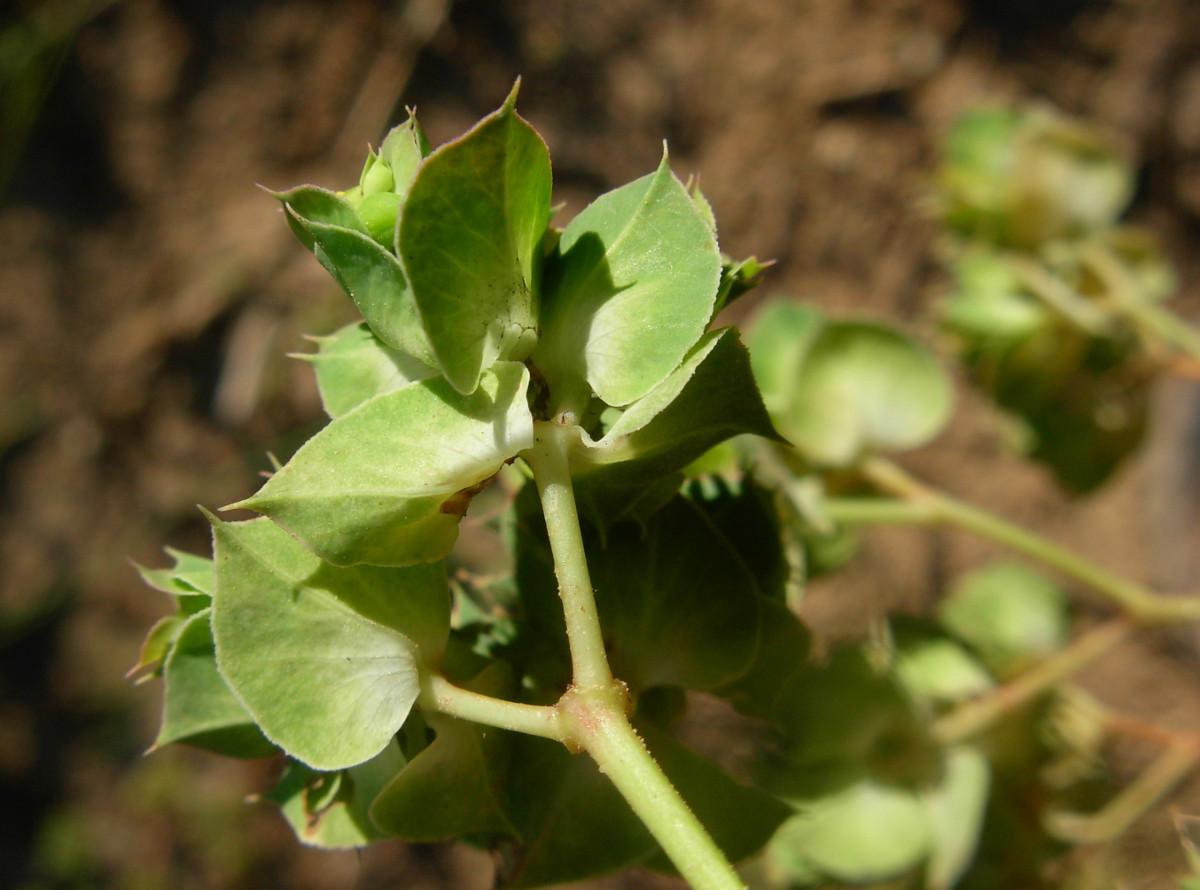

922,746,990,890
271,185,369,249
716,597,811,722
768,781,932,883
500,733,655,888
938,562,1068,675
640,721,792,873
536,153,721,411
135,548,215,598
129,613,188,681
269,740,407,849
398,83,550,394
211,516,449,770
302,322,437,419
370,663,517,841
380,114,430,199
293,214,436,366
571,328,780,527
762,310,953,466
894,633,995,708
154,609,277,758
747,300,825,420
231,362,533,567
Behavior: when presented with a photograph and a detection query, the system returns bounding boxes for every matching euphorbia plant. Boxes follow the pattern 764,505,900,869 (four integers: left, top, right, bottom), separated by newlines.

134,83,783,890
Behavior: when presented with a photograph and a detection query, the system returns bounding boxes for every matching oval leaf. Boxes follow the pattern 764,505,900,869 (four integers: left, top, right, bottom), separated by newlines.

303,322,437,419
536,154,721,411
399,84,551,394
231,362,533,567
211,516,449,770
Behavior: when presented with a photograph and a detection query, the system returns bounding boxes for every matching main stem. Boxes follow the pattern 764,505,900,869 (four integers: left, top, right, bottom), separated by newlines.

521,417,745,890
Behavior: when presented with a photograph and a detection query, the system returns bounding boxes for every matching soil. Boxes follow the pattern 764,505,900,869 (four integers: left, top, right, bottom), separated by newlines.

4,0,1200,888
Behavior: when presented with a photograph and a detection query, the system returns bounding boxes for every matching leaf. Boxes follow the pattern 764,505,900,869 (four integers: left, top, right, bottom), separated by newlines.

155,609,277,758
716,597,811,722
535,153,721,411
893,629,995,708
379,114,430,200
211,516,449,770
768,781,932,883
269,740,407,849
370,663,517,841
399,83,551,394
499,733,656,888
747,300,825,419
587,497,761,693
640,721,792,873
135,548,215,598
776,315,953,466
922,746,990,890
231,362,533,567
302,322,437,419
938,562,1068,675
571,329,780,527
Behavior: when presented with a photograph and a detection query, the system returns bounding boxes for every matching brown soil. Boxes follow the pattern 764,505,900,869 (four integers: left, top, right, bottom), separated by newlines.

4,0,1200,888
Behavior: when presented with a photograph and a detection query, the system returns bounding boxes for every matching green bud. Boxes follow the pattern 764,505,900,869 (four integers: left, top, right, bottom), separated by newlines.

360,154,395,197
358,191,402,248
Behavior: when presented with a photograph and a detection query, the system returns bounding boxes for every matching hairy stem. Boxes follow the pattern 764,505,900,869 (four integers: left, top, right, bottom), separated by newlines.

932,619,1132,744
418,673,565,742
825,456,1200,625
521,418,612,688
520,418,746,890
559,685,746,890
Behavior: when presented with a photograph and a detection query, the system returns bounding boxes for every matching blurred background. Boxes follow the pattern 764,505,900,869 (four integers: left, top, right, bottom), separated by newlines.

3,0,1200,887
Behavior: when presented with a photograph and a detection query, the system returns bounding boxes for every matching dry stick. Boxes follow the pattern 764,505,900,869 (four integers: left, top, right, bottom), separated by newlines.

840,456,1200,625
932,619,1132,745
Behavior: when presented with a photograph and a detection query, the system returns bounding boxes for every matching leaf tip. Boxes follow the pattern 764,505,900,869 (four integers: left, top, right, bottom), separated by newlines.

503,77,522,112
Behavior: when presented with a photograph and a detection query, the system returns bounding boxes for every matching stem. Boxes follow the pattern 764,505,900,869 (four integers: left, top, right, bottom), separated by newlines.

1045,738,1200,845
419,673,565,742
833,456,1200,625
559,686,746,890
521,419,612,688
520,418,746,890
932,619,1132,744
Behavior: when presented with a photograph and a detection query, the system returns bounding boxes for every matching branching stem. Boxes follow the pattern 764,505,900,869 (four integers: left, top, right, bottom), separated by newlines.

418,673,565,742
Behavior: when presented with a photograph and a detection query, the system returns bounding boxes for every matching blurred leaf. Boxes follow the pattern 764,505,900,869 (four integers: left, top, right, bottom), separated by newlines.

211,516,449,770
232,362,533,567
302,322,436,419
939,562,1069,675
536,154,721,411
894,633,995,709
922,746,990,890
155,610,277,758
399,83,550,394
768,781,932,883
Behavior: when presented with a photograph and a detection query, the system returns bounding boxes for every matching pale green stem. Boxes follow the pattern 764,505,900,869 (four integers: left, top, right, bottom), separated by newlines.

1045,739,1200,845
559,686,747,890
932,619,1132,745
1080,241,1200,363
520,418,745,890
418,673,565,742
521,419,612,689
828,456,1200,625
1008,253,1111,334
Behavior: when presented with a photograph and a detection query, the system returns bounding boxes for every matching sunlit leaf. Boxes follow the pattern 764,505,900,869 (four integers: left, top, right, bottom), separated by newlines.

231,362,533,567
302,322,436,419
922,745,990,890
211,516,449,770
399,83,550,394
536,153,721,411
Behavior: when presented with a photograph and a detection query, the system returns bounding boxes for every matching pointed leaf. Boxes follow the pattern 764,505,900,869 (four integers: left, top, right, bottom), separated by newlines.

536,154,721,410
380,114,430,201
370,664,517,841
232,362,533,567
211,516,449,769
571,329,779,527
399,85,551,394
155,609,277,758
269,741,407,849
135,548,215,598
304,322,436,419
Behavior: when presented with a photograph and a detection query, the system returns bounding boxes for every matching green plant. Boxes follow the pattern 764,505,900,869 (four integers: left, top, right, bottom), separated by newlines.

134,88,1200,889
